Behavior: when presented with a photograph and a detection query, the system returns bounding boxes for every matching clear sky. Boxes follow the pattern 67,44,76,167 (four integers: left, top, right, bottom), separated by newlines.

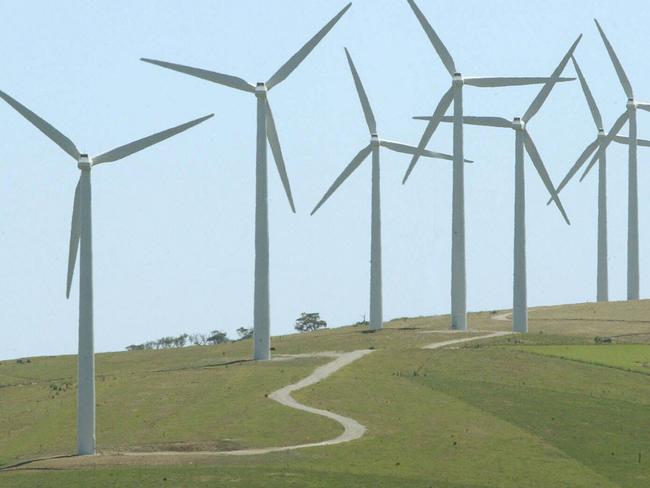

2,0,649,360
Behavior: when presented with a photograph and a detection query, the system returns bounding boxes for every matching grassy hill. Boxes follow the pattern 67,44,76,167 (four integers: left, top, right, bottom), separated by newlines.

1,301,650,487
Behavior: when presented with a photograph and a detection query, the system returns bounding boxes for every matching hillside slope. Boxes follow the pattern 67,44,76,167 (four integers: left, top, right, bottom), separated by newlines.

1,300,650,487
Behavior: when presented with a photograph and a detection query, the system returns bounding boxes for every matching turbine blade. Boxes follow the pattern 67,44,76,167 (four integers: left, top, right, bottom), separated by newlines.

523,131,570,225
421,115,511,128
402,87,453,183
463,76,574,87
571,56,603,130
635,102,650,112
380,139,470,161
523,34,582,123
344,48,376,134
580,111,629,181
546,138,598,205
408,0,456,76
406,0,455,76
311,144,372,215
613,135,650,147
266,100,295,213
579,151,600,183
0,90,80,160
594,19,634,99
92,114,214,165
266,3,351,90
140,58,255,93
66,178,82,299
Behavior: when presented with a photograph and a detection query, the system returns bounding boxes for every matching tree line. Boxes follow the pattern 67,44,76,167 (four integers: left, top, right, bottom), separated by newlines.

125,313,330,351
125,327,253,351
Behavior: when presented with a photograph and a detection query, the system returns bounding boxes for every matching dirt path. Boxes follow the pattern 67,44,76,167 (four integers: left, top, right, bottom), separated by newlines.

423,330,513,349
491,311,512,322
125,349,375,458
2,330,512,470
0,350,376,470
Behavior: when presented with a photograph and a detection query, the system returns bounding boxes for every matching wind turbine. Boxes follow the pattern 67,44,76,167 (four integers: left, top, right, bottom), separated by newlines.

551,55,650,302
141,3,351,360
402,0,573,331
311,48,468,332
0,89,212,456
574,19,650,301
415,35,581,333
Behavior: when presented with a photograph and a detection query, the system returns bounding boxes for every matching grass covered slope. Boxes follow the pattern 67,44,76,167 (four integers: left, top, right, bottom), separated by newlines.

0,345,341,464
2,300,650,487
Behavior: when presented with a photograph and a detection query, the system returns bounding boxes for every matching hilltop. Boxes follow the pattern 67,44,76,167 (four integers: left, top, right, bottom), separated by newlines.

1,300,650,487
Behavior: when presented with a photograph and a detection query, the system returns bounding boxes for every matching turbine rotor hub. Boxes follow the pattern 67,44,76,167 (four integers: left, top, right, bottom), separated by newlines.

598,128,606,137
452,72,463,85
370,134,380,146
627,98,636,109
77,154,92,170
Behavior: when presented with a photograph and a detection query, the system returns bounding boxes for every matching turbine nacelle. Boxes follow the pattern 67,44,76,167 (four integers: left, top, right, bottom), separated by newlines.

370,134,380,146
512,117,526,131
255,82,268,97
452,72,464,85
77,154,92,170
627,98,637,109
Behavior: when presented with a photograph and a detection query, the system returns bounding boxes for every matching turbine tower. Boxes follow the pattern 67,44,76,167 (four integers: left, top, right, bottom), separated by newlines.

415,35,581,333
576,19,650,301
551,55,650,302
311,48,467,331
141,3,351,360
403,0,573,331
0,90,212,456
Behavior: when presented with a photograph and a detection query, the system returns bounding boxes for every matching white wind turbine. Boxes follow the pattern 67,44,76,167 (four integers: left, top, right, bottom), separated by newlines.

551,55,650,302
0,89,212,456
141,3,351,360
572,19,650,301
311,48,468,332
415,35,581,333
402,0,573,331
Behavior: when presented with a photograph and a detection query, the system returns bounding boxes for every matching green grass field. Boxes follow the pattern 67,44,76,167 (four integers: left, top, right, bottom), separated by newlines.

516,344,650,373
1,300,650,487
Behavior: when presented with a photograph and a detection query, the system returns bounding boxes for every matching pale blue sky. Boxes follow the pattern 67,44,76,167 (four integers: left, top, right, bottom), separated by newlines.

1,0,649,360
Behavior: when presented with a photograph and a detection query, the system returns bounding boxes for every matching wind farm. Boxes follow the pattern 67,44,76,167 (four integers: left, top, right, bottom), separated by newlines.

311,47,466,332
140,2,351,361
1,1,650,487
415,35,581,333
402,0,575,332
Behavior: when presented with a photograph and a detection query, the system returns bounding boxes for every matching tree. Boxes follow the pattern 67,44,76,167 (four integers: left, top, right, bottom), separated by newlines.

294,312,327,333
170,333,189,348
206,330,228,345
236,327,253,340
189,333,208,346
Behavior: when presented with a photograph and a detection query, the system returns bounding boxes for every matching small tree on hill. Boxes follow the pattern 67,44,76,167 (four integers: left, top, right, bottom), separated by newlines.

206,330,228,345
237,327,253,340
295,313,327,333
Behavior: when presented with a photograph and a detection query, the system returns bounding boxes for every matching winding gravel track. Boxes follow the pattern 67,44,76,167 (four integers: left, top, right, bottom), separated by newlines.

1,329,513,469
116,332,512,457
423,330,513,349
121,350,376,457
491,311,512,322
